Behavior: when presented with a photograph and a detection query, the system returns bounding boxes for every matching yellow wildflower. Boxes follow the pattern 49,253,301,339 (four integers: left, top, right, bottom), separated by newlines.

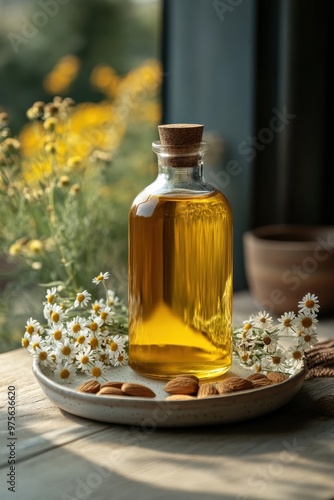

27,239,44,254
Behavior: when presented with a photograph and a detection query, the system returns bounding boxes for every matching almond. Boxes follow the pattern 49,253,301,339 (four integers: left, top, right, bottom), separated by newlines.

247,373,268,381
101,381,123,389
215,382,233,395
163,376,199,395
252,378,273,387
197,383,218,398
165,394,196,401
224,377,254,392
98,386,124,396
121,382,156,398
77,380,101,394
266,372,288,383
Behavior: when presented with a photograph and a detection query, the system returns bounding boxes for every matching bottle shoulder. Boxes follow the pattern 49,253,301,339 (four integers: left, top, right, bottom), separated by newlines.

130,187,232,219
131,175,231,202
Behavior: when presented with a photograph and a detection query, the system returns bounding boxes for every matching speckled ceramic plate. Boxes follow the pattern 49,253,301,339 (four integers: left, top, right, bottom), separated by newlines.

33,357,305,427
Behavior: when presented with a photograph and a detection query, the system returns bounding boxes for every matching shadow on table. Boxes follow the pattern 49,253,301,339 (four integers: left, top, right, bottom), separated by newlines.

7,378,334,500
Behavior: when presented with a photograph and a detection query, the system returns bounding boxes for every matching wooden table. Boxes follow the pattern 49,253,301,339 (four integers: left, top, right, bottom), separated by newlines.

1,292,334,500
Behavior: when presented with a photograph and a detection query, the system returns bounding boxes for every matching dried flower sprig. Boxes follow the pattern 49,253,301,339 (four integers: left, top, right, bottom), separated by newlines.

22,271,128,384
1,59,162,351
233,293,320,375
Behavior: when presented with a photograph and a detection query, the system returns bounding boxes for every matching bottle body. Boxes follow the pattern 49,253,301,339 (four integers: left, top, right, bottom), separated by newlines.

128,161,233,379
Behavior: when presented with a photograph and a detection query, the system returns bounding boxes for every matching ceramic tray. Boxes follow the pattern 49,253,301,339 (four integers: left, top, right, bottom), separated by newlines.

33,357,305,428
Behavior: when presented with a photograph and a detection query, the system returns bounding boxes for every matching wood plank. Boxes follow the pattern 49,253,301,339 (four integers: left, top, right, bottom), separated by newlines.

2,378,333,500
0,349,108,465
1,291,334,500
1,348,334,499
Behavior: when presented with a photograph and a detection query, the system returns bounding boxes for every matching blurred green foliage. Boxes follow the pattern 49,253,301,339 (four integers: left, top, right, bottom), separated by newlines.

0,0,162,352
0,0,161,131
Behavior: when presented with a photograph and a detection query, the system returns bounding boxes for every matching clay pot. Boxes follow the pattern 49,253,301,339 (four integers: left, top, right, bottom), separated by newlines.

243,225,334,316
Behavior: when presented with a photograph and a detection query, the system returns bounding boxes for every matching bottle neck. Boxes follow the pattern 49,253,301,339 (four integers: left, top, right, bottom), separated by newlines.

156,162,204,183
149,157,216,196
152,140,211,193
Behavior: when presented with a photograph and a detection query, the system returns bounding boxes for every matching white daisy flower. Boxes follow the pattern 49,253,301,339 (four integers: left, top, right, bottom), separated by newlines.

54,362,76,384
91,299,106,315
277,311,296,333
259,331,278,353
33,346,53,367
107,335,127,359
44,287,57,305
44,303,65,325
44,324,67,344
298,293,320,314
27,333,44,353
297,330,318,349
236,345,254,366
234,338,252,352
235,318,257,342
92,271,110,285
21,337,30,349
235,328,252,342
89,360,106,381
25,317,43,336
107,289,120,307
112,349,128,367
74,290,92,308
296,312,318,334
98,351,111,366
74,329,90,348
267,349,287,371
75,348,95,371
88,335,101,351
87,316,104,334
55,339,78,362
67,316,88,336
252,358,267,373
99,306,115,323
242,318,254,332
287,345,304,368
252,311,273,329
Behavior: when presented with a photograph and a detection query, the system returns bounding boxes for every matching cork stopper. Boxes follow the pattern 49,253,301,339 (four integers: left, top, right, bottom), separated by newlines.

156,124,204,167
158,124,204,145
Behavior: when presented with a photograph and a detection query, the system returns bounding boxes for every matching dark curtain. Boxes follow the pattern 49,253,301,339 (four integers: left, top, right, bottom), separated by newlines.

253,0,334,226
161,0,333,290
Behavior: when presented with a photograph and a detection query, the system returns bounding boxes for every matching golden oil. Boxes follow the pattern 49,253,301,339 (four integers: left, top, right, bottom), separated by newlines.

128,189,233,380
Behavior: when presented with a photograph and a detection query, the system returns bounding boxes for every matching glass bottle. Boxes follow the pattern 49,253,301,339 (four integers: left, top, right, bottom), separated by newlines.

128,124,233,380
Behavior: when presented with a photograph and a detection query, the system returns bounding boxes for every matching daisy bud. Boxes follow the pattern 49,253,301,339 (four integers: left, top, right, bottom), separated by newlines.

33,101,45,112
44,142,57,154
58,175,70,187
63,97,75,108
2,138,20,154
44,117,58,132
45,103,60,117
70,183,80,195
0,112,9,123
67,156,81,168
